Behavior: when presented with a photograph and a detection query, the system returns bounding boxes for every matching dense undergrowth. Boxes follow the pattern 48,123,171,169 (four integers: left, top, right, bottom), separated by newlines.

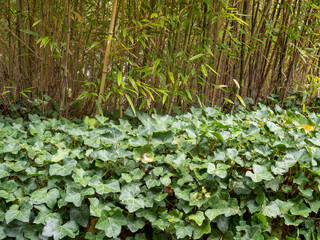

1,103,320,239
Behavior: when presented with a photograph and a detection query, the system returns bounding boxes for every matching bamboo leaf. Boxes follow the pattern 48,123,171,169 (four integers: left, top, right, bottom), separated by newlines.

95,100,104,116
32,19,42,27
125,95,136,116
168,72,175,83
235,94,246,107
205,64,220,76
233,79,240,89
201,64,208,77
117,71,125,88
189,54,204,61
20,29,40,37
224,98,234,104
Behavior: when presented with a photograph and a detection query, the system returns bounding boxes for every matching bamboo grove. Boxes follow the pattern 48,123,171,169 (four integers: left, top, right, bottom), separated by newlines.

0,0,320,116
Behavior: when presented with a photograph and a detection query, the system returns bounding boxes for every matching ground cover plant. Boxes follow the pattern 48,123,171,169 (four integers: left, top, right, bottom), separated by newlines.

1,104,320,239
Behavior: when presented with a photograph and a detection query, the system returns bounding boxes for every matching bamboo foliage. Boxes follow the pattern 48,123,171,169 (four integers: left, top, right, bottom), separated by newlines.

0,0,319,116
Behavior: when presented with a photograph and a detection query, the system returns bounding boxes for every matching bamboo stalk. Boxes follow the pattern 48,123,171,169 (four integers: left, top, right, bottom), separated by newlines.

119,0,125,119
60,0,71,116
97,0,118,110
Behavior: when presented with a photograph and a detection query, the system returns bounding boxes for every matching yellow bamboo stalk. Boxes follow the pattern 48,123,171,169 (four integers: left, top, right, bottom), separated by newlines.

97,0,118,112
60,0,71,115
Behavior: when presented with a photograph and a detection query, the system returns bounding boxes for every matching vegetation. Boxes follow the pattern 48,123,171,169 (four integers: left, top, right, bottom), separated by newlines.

1,104,320,239
1,0,320,239
1,0,320,116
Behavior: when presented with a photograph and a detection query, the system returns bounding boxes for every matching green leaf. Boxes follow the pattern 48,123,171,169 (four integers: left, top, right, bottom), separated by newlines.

193,219,211,239
70,205,90,227
152,131,174,145
42,217,79,240
160,175,171,186
189,211,205,226
235,94,246,107
95,210,127,238
274,199,294,215
189,53,204,61
262,201,281,218
5,200,32,223
20,29,40,37
49,159,77,176
201,64,208,76
119,183,145,212
207,163,230,178
85,231,105,240
125,95,136,116
30,187,60,209
246,164,274,182
174,221,193,239
290,203,311,218
65,186,82,207
33,205,61,224
89,198,112,217
117,71,124,87
127,214,145,233
51,148,69,162
0,164,11,179
88,176,120,195
72,168,91,187
145,176,161,189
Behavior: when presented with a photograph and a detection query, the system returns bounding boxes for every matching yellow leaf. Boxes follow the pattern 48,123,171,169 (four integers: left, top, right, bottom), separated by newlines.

303,124,314,133
233,79,240,89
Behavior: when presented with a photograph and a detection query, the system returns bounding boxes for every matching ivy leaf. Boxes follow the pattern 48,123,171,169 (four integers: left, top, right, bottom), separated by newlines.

160,175,171,186
51,148,69,162
42,217,79,240
88,176,120,195
33,205,61,224
174,221,193,239
127,214,145,233
262,201,281,218
0,164,11,179
152,131,174,145
119,183,145,212
189,211,205,226
30,188,60,209
246,164,274,182
95,210,127,238
65,186,82,207
193,219,211,239
5,200,32,223
85,231,105,240
207,163,230,178
205,198,239,221
70,205,90,227
274,199,294,215
290,203,311,218
89,198,113,217
145,176,161,189
0,226,6,240
72,168,91,187
49,159,77,176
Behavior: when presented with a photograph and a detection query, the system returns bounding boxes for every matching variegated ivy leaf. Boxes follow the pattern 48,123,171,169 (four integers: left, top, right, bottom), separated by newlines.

119,183,145,212
95,210,127,238
246,164,274,182
42,217,79,240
